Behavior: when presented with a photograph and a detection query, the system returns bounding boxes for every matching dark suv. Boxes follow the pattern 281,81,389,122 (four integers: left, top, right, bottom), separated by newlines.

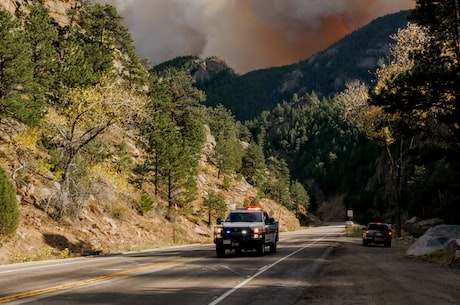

362,222,392,247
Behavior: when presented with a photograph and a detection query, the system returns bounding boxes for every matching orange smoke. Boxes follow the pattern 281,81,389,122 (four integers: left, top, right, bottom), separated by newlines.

97,0,416,73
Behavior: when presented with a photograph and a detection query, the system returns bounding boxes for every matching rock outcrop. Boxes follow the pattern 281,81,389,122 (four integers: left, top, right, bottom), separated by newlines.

0,0,73,25
406,225,460,257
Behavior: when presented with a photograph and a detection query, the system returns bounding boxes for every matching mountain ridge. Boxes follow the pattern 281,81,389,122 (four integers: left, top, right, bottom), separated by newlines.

154,10,411,121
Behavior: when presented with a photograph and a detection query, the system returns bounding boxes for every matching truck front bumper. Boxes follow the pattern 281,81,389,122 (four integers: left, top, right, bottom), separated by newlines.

214,237,264,250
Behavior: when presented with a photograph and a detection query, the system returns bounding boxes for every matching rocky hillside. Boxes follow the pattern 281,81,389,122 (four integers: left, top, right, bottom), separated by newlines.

0,117,301,264
0,0,303,264
0,0,72,25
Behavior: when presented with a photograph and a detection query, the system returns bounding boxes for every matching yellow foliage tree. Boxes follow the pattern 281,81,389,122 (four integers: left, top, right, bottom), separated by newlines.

336,23,429,235
43,74,146,219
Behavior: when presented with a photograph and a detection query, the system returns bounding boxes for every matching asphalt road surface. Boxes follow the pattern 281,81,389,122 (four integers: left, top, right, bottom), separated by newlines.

294,234,460,305
0,225,344,305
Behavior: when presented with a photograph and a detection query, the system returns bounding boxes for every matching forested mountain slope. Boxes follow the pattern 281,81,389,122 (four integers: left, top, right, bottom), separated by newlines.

155,10,411,121
1,0,459,266
0,0,302,264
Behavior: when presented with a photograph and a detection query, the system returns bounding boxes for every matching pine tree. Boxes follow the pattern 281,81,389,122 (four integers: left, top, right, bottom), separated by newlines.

83,3,148,88
241,142,266,187
152,115,196,209
290,180,310,215
23,0,59,103
0,167,19,237
266,157,291,207
0,10,39,125
56,2,118,92
203,190,227,225
208,105,243,177
56,26,98,91
142,71,205,209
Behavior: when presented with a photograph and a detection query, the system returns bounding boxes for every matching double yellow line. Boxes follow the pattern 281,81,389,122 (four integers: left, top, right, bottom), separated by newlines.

0,257,195,303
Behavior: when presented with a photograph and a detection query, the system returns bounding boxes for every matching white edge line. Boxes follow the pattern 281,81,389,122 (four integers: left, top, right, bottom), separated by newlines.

208,234,331,305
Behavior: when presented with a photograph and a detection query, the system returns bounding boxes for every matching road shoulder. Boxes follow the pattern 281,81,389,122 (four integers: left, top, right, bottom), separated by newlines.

293,236,460,305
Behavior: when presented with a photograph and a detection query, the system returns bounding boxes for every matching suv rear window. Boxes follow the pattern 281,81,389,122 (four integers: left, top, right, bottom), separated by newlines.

368,223,389,231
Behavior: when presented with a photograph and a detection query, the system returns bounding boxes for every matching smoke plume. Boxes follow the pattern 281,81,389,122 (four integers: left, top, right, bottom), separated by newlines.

95,0,415,73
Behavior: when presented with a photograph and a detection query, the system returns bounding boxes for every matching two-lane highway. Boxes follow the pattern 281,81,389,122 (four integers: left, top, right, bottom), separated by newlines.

0,225,344,305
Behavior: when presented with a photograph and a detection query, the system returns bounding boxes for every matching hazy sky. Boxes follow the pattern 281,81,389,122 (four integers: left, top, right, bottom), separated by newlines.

95,0,415,74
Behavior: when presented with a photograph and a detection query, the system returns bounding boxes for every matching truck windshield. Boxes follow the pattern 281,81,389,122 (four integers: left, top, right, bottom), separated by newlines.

225,212,262,222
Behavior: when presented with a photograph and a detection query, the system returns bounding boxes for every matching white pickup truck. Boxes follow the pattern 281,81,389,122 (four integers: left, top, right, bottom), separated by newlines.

213,207,279,257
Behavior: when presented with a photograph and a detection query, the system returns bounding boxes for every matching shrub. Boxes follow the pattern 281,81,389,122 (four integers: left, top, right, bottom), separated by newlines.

138,192,154,214
0,167,20,237
203,190,227,225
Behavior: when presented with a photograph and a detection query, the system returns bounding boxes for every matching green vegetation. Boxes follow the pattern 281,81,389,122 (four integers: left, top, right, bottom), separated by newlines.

206,105,244,178
138,192,155,214
388,1,459,225
0,0,458,241
0,1,147,225
140,68,205,210
191,10,412,121
334,0,460,226
0,9,40,125
0,167,19,237
203,190,227,225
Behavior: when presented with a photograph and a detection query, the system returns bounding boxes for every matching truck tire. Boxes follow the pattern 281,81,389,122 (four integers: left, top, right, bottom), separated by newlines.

270,242,277,253
257,243,265,256
216,245,225,258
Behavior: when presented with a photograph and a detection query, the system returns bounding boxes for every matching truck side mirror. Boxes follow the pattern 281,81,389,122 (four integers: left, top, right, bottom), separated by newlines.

216,218,222,225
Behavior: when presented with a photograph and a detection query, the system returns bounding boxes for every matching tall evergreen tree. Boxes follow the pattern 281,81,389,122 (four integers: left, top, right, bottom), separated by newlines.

0,10,39,124
266,157,291,207
56,26,98,92
155,116,195,209
82,3,148,88
22,0,59,103
290,180,310,215
241,142,266,187
142,70,205,209
0,167,19,237
203,190,227,225
56,2,119,93
208,105,243,177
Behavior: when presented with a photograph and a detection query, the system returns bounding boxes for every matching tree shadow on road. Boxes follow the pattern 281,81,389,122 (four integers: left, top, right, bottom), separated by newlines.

43,233,100,256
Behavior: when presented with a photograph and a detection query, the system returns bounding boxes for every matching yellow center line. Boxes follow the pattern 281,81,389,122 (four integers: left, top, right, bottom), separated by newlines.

0,257,195,303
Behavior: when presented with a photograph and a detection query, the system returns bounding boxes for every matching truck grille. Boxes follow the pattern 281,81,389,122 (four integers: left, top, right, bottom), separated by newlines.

223,227,249,238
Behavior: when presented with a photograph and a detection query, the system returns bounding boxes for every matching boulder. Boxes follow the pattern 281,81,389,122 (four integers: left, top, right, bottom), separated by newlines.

406,225,460,256
402,216,444,237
